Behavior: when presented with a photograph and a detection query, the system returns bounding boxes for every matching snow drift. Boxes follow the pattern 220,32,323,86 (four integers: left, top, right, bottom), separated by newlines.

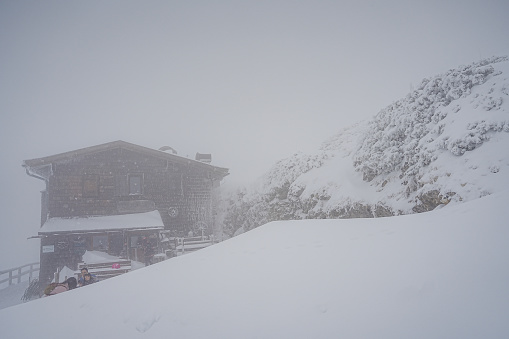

1,190,508,338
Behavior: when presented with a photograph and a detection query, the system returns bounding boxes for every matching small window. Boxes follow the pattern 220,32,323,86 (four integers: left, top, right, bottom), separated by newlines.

129,174,143,195
92,235,108,251
83,174,99,197
130,236,139,247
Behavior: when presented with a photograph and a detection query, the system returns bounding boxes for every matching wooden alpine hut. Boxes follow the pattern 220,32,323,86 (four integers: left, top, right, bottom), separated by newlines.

22,140,229,283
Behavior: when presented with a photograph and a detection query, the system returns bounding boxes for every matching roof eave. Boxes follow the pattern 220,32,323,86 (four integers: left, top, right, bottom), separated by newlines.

37,226,165,237
22,140,230,175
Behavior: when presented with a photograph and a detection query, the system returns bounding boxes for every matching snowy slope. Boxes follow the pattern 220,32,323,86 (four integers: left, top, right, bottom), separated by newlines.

0,281,29,310
0,190,508,339
223,56,509,235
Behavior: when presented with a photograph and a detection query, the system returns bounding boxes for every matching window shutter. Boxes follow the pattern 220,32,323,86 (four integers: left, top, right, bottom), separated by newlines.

115,174,128,196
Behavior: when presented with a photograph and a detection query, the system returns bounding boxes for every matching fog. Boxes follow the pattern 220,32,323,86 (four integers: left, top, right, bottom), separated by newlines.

0,0,508,269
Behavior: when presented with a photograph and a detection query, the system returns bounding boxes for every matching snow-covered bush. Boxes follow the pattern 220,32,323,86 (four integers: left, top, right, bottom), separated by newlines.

353,56,506,183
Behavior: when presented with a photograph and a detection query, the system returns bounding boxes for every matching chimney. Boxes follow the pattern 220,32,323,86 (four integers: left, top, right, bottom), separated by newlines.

195,153,212,163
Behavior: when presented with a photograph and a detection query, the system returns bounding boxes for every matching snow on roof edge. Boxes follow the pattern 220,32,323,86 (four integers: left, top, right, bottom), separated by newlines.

38,210,165,234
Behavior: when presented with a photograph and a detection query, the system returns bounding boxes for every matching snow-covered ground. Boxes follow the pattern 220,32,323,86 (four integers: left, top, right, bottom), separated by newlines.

0,190,508,338
0,281,30,310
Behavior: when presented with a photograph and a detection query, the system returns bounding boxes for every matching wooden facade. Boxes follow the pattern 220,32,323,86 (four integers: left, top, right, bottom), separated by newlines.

23,141,229,283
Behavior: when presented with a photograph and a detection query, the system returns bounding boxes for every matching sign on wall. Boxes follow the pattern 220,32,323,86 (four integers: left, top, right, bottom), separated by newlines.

42,245,55,253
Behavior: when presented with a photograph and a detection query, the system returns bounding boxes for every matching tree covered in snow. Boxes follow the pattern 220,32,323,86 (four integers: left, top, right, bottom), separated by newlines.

222,56,509,236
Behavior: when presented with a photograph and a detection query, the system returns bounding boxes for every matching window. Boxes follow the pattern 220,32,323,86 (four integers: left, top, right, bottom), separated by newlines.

83,174,99,197
130,236,139,247
129,174,143,195
92,235,108,251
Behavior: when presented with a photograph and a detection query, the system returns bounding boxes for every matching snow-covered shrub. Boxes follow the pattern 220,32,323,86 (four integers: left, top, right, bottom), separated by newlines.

353,56,506,184
22,279,44,302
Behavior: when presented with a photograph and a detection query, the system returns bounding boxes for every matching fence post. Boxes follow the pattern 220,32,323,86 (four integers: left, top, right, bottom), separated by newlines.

9,271,13,285
17,267,22,283
54,267,60,283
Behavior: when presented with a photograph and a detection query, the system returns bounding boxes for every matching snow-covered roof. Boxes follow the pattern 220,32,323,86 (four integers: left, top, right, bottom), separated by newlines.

38,210,164,234
22,140,229,180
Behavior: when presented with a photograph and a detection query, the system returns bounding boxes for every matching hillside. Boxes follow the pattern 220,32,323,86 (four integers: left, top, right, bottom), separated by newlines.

222,56,509,236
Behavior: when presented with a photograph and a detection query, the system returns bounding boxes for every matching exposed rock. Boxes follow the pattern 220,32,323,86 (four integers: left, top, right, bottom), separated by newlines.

412,190,455,213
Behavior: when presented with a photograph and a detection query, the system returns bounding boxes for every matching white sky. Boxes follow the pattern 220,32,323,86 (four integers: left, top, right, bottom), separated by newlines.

1,190,508,338
0,0,508,268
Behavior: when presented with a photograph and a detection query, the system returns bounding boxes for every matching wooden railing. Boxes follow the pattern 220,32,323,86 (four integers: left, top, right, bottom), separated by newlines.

0,262,40,288
174,235,215,255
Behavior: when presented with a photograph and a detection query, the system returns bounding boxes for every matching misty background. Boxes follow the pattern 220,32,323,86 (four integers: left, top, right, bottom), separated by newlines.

1,0,508,269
